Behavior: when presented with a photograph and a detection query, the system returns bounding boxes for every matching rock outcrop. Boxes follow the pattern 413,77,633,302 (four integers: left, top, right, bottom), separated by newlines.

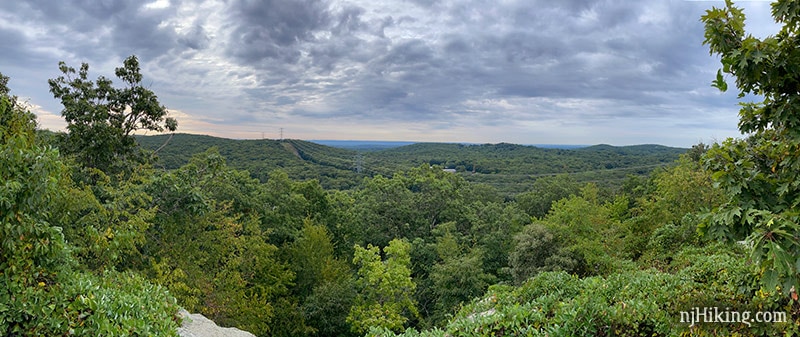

176,309,256,337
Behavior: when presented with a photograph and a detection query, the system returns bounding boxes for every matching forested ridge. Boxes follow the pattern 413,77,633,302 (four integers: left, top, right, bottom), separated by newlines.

136,133,684,195
3,1,800,336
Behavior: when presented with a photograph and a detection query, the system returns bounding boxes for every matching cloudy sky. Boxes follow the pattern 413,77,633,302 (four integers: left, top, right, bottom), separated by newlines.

0,0,780,147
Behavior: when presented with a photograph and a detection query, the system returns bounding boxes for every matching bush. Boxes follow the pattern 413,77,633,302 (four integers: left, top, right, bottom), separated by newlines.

369,245,799,337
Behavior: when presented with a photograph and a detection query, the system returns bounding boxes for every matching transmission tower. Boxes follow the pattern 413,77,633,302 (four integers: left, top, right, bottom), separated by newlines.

354,153,363,174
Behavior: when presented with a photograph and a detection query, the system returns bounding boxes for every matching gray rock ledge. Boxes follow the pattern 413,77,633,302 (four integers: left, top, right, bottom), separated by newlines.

177,309,256,337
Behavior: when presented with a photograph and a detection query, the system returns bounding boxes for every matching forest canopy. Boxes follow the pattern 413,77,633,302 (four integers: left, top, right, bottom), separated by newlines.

3,1,800,335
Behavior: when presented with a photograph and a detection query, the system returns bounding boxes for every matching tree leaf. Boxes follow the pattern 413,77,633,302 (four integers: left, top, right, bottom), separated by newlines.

712,69,728,92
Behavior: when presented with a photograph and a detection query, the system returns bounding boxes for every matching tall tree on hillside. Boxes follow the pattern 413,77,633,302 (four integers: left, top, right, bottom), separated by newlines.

48,55,177,174
702,0,800,293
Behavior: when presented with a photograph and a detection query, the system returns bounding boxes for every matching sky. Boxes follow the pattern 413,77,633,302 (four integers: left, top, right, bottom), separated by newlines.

0,0,781,147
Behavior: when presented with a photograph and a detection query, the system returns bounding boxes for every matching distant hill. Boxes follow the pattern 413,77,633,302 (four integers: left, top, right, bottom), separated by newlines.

137,134,687,194
309,140,416,151
136,134,364,190
369,142,685,193
311,140,588,151
528,144,588,149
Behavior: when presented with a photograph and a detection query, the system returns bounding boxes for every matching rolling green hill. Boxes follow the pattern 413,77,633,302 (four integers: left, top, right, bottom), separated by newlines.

137,133,686,194
136,134,364,190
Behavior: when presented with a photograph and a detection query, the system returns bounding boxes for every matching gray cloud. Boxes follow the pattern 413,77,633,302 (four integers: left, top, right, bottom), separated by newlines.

0,0,779,146
178,23,211,50
0,26,31,63
226,0,332,63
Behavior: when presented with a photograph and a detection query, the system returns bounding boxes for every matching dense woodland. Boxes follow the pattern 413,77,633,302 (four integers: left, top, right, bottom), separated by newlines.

3,1,800,336
135,134,685,194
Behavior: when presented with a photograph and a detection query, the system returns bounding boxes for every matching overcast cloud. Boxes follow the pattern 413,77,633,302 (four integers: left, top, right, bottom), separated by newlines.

0,0,780,146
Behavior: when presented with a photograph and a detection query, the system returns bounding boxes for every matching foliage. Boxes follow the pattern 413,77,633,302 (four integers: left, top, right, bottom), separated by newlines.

537,184,632,277
57,271,180,337
347,165,470,250
423,221,499,323
509,223,562,284
0,82,178,336
261,170,336,246
373,244,799,337
289,221,356,336
702,0,800,293
515,174,580,218
464,202,529,282
1,90,71,335
0,93,67,274
2,268,180,337
303,274,357,337
345,166,527,328
137,133,685,195
53,168,156,272
0,72,17,107
429,248,496,322
0,72,8,96
143,149,297,336
287,221,350,299
642,214,705,266
48,55,177,174
17,31,800,334
349,239,418,334
625,155,723,260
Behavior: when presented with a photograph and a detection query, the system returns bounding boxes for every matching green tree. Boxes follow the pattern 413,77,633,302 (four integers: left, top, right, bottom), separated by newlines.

0,75,178,336
0,72,7,95
288,221,356,336
410,222,497,325
701,0,800,292
429,248,495,322
351,165,469,248
144,149,297,336
509,223,560,284
1,80,72,335
261,171,334,246
48,55,177,174
538,184,631,277
0,72,15,106
516,174,580,218
288,221,347,298
54,168,156,272
624,156,723,260
467,202,529,280
348,239,418,334
302,276,357,337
